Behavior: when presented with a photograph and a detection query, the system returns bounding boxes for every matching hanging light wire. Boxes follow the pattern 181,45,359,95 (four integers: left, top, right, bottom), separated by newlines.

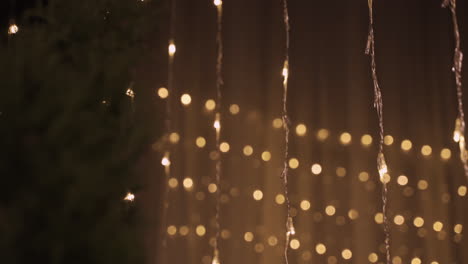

280,1,295,264
442,0,468,180
212,0,224,263
365,1,390,264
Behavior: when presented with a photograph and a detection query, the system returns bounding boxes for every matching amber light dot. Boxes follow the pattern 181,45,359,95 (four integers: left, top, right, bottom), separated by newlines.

397,175,408,186
311,164,322,175
229,104,240,115
272,118,283,129
300,200,311,211
290,239,300,250
340,132,352,145
315,243,327,255
183,178,194,190
413,217,424,227
158,87,169,98
295,124,307,136
421,145,432,156
167,225,177,235
243,145,253,156
341,249,352,260
205,99,216,111
244,232,254,242
196,225,206,236
368,253,378,263
458,186,467,196
433,221,443,232
275,194,285,205
401,139,412,151
440,148,452,160
358,171,369,182
262,151,271,161
394,215,405,225
289,158,299,169
384,135,394,145
317,129,330,141
196,137,206,148
220,142,230,153
168,178,178,188
325,205,336,216
361,134,373,146
253,190,263,201
180,94,192,105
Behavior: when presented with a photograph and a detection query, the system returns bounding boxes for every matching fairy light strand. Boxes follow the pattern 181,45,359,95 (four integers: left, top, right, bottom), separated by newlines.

212,0,224,263
280,1,295,264
365,1,390,263
442,0,468,181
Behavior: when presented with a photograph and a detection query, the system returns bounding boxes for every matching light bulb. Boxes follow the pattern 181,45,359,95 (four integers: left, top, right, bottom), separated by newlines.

377,152,388,181
214,113,221,133
212,249,220,264
161,155,171,167
286,216,295,236
168,42,176,57
124,192,135,202
126,88,135,98
282,61,289,85
8,24,18,35
213,0,222,7
454,118,462,142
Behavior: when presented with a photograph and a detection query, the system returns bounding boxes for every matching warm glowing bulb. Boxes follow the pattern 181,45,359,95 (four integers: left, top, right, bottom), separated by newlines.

253,190,263,201
214,113,221,132
212,249,220,264
213,0,222,6
168,43,176,56
126,88,135,98
282,65,289,79
181,94,192,105
295,124,307,136
286,216,295,235
196,137,206,148
8,24,18,35
229,104,240,115
377,153,388,181
161,156,171,167
315,243,326,255
205,99,216,111
454,118,462,142
124,192,135,202
158,87,169,99
311,164,322,175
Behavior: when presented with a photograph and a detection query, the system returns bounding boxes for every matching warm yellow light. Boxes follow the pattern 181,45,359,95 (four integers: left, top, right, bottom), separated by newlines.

374,212,383,224
311,164,322,175
348,209,359,220
394,215,405,225
290,239,300,250
205,99,216,111
168,43,176,56
196,137,206,148
300,200,311,211
183,178,194,190
358,171,369,182
179,226,189,236
267,236,278,246
8,24,19,35
244,232,254,242
340,132,352,145
295,124,307,136
261,151,271,161
380,173,391,184
169,132,180,144
458,185,467,196
167,225,177,235
377,153,388,181
421,145,432,156
126,88,135,98
286,216,295,235
401,139,412,151
411,257,422,264
272,118,283,129
325,205,336,216
158,87,169,99
315,243,326,255
288,158,299,169
413,217,424,227
214,120,221,131
336,167,346,177
213,0,222,6
341,249,352,260
393,256,403,264
220,142,230,153
397,175,408,186
161,156,171,167
433,221,443,232
243,145,253,156
168,178,178,188
212,249,220,264
317,129,329,141
181,94,192,105
454,224,463,234
454,118,462,142
384,135,394,145
229,104,240,115
275,194,285,204
196,225,206,236
208,183,218,193
440,148,451,160
124,192,135,202
253,190,263,201
361,134,373,146
417,180,428,190
368,253,378,263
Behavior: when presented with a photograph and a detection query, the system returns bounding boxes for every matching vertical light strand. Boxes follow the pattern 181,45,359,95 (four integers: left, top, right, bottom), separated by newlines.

280,1,295,264
212,0,224,264
443,0,468,181
365,1,390,264
160,0,177,257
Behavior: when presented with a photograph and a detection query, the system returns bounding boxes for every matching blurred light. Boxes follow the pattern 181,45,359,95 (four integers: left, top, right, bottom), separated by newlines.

168,178,178,188
290,239,300,250
377,153,388,181
368,253,378,263
311,164,322,175
220,142,230,153
440,148,452,160
401,139,412,151
374,213,383,224
213,0,222,6
208,183,218,193
272,118,283,129
161,156,171,167
454,118,462,142
317,129,329,141
253,190,263,201
286,216,295,235
421,145,432,156
411,258,422,264
295,124,307,136
126,88,135,98
325,205,336,216
196,137,206,148
300,200,311,211
254,243,264,253
348,209,359,220
179,226,189,236
358,171,369,182
384,135,394,145
244,232,254,242
341,249,352,260
417,180,428,190
183,178,194,190
261,151,271,161
433,221,443,232
361,134,373,146
158,87,169,99
267,236,278,246
394,215,405,225
397,175,408,186
413,217,424,227
454,224,463,234
340,132,352,145
393,256,403,264
168,42,176,56
288,158,299,169
458,185,467,196
380,173,391,184
169,132,180,144
196,225,206,236
229,104,240,115
214,116,221,132
275,194,285,204
315,243,326,254
243,145,253,156
205,99,216,111
181,94,192,105
167,225,177,235
8,24,19,35
336,167,346,177
124,192,135,202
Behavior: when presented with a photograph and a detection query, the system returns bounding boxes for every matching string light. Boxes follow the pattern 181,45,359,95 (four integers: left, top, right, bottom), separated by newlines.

158,87,169,99
8,23,19,35
365,0,391,262
124,192,135,202
168,42,176,57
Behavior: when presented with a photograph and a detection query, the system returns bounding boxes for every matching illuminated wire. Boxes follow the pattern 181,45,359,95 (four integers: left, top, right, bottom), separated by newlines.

442,0,468,181
280,1,295,264
365,1,390,263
